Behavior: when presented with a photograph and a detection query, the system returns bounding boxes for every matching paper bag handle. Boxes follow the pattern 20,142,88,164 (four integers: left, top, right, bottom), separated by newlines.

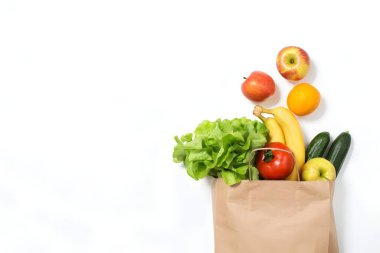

249,147,300,181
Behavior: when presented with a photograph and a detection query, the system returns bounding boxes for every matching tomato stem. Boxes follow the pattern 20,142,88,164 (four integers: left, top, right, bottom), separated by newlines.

264,150,274,162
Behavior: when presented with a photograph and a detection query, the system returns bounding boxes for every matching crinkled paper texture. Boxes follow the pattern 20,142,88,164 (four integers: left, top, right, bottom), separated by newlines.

212,179,339,253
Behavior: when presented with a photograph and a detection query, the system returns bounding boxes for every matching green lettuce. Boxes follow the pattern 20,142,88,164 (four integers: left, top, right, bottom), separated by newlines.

173,117,268,185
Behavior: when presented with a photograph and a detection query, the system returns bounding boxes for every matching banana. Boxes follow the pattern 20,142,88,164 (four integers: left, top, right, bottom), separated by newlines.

255,114,285,144
254,105,305,181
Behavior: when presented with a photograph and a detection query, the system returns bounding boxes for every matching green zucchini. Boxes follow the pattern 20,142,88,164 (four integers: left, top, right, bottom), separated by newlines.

325,132,351,176
306,132,330,162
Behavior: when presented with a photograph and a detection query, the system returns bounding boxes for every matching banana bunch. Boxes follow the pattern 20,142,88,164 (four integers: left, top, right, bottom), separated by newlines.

253,105,305,181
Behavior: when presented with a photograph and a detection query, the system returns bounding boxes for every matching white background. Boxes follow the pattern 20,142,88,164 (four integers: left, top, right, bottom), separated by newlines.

1,0,379,252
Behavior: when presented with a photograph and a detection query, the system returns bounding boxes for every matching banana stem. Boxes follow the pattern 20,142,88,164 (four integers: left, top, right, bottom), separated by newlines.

256,114,267,123
253,105,261,115
253,105,273,116
260,106,273,114
253,105,263,117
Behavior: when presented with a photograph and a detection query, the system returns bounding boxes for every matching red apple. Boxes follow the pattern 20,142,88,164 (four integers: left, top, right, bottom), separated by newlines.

276,46,310,82
241,71,275,102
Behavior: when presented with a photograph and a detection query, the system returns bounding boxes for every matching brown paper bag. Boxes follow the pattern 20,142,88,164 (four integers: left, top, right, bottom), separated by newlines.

212,179,339,253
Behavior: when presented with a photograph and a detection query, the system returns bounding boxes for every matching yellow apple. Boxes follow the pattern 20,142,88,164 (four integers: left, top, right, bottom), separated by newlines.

276,46,310,82
301,158,336,181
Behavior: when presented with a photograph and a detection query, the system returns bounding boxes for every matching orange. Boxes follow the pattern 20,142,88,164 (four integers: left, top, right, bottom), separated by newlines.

287,83,320,116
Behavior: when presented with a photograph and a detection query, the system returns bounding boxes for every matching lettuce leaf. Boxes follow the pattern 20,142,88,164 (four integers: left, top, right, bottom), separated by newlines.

173,117,267,185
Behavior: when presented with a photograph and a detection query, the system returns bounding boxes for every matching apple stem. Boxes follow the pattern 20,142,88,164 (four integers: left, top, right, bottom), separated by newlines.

243,77,247,79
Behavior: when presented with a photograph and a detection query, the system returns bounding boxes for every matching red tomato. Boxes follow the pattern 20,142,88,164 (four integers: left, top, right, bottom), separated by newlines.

241,71,275,102
256,142,295,180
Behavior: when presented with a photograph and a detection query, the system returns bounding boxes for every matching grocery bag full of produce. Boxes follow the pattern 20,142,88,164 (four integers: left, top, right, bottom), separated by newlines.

172,46,352,253
173,109,346,253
